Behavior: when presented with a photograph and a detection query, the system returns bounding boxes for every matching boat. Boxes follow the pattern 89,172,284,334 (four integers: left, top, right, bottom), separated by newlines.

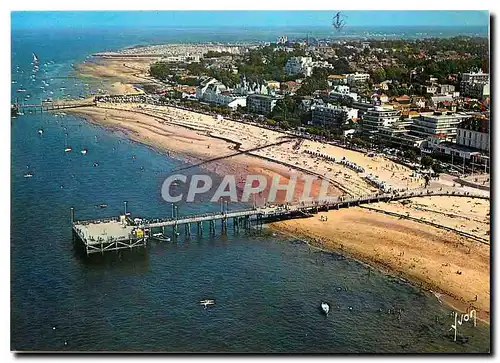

24,173,33,178
64,134,72,152
33,53,39,63
81,148,88,155
38,129,43,135
17,89,26,92
151,233,171,242
200,299,215,309
321,302,330,315
99,204,108,209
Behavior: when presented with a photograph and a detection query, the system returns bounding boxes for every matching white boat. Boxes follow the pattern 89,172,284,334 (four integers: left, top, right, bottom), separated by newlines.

151,233,171,242
64,134,72,152
200,299,215,309
38,129,43,135
81,148,88,155
17,89,26,92
321,302,330,315
24,173,33,178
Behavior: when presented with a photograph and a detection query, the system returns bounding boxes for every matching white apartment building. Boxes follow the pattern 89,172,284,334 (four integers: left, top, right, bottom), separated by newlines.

439,84,456,94
196,78,246,109
461,70,489,84
410,111,469,141
460,70,490,98
456,117,489,152
284,57,313,77
345,73,370,85
362,106,400,134
329,85,358,102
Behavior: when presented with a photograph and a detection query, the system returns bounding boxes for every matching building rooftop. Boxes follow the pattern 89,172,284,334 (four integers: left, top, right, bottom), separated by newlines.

74,220,135,245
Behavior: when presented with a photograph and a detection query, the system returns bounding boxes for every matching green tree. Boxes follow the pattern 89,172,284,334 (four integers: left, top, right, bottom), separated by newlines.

421,155,434,169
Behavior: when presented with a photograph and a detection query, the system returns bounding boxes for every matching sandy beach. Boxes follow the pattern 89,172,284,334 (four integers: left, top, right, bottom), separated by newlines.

75,57,160,95
65,57,490,322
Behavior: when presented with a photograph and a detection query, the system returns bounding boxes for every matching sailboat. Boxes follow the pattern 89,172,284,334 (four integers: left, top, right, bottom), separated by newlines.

32,53,39,64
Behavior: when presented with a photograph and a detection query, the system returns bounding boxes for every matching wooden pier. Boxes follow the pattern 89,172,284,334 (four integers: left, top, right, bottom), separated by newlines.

71,188,487,256
12,100,96,115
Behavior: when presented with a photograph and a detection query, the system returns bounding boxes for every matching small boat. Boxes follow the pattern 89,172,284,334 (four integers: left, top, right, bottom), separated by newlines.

151,233,171,242
321,302,330,315
64,133,71,152
24,173,33,178
17,89,26,92
81,148,88,155
38,129,43,135
93,162,99,167
200,299,215,309
99,204,108,209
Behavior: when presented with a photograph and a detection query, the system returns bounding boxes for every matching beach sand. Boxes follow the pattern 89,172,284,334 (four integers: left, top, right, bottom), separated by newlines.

75,57,160,95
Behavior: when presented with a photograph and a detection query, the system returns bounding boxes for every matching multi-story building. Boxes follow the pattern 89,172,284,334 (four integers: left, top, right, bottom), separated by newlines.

462,81,490,99
409,111,468,142
329,85,359,102
311,104,358,128
461,70,489,84
378,120,425,148
439,84,456,94
345,73,370,85
351,99,375,119
284,57,313,77
246,94,279,115
460,70,490,98
362,106,401,134
456,116,489,152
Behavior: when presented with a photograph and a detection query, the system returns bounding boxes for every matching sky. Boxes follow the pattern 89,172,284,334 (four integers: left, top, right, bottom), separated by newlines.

11,10,489,30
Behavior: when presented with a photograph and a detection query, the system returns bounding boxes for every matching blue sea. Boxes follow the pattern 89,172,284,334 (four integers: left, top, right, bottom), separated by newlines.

10,26,490,352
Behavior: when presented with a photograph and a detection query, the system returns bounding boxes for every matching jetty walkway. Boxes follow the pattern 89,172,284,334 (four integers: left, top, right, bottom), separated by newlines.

71,187,488,256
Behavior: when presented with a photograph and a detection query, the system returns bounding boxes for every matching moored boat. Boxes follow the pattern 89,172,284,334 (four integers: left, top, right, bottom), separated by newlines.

321,302,330,315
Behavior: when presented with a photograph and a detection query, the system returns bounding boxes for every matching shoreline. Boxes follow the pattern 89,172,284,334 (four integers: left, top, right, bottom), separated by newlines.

272,226,490,326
